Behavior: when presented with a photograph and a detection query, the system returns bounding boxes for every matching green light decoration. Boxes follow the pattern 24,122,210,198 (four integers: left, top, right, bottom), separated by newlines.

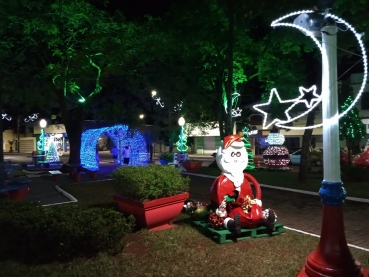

222,91,240,114
36,130,44,151
339,95,366,144
242,126,255,171
52,54,102,102
176,127,188,153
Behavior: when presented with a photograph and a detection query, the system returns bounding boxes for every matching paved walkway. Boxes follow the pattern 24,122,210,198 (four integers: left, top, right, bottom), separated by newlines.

4,157,368,250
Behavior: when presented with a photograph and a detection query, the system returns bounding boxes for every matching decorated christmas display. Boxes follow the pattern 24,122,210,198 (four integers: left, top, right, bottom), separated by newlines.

46,141,60,162
262,129,290,169
242,126,255,171
208,132,277,233
353,146,369,168
175,126,188,153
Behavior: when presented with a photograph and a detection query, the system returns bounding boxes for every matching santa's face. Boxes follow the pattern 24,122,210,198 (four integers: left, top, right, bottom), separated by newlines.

216,145,248,175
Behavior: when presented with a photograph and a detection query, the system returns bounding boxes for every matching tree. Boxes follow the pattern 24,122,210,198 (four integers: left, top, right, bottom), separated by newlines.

6,0,143,164
339,95,366,167
242,126,255,171
46,141,60,162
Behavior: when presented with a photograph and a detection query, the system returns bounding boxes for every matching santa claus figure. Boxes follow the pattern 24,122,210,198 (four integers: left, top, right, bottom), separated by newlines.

210,132,276,234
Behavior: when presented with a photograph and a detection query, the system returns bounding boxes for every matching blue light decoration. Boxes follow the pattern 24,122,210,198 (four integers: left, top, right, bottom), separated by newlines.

80,124,149,169
46,141,60,162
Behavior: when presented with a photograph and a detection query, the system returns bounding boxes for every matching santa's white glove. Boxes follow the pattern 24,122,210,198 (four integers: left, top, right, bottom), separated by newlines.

255,199,262,207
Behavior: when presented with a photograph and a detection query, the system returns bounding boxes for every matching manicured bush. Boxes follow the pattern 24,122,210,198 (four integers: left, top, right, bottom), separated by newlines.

159,152,174,162
0,200,135,262
112,164,189,202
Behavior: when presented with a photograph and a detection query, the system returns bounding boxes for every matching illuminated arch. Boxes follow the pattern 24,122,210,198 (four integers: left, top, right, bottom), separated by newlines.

80,124,149,169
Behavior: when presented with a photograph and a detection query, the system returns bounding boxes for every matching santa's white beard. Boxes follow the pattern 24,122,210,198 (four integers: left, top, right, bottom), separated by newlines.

216,148,248,176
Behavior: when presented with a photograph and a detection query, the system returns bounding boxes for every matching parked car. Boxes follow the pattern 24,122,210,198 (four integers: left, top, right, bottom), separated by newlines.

289,148,323,166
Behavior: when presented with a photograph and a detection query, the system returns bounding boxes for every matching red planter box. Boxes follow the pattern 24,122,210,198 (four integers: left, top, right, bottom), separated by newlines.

182,161,203,172
114,192,189,231
8,186,29,200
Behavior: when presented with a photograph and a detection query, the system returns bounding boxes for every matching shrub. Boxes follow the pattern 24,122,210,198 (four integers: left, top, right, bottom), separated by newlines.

112,164,189,202
159,152,174,162
0,200,135,262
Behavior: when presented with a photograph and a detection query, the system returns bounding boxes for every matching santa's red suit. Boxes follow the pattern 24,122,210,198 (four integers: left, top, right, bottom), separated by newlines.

210,173,263,229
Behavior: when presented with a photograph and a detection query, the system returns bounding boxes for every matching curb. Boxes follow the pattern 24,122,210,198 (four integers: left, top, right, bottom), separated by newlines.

42,185,78,207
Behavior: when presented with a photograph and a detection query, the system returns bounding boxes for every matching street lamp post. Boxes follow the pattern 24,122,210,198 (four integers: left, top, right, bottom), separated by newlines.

178,117,185,153
39,119,47,153
298,20,365,277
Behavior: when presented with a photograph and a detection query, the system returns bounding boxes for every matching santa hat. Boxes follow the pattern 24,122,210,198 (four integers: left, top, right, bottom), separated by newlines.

223,132,244,150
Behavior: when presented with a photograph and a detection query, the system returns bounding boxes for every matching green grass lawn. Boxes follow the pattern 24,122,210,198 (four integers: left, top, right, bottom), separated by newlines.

1,210,368,277
1,172,368,276
196,167,369,199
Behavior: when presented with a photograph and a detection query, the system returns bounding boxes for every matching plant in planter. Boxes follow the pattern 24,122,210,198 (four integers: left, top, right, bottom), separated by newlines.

112,164,190,230
159,152,174,165
182,159,203,172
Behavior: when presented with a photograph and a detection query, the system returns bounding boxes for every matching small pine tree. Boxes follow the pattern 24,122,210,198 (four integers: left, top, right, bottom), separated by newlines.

46,141,60,162
175,127,188,153
242,126,255,171
339,95,366,166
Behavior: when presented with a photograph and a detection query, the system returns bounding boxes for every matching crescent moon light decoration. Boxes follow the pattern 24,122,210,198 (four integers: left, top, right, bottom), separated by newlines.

253,10,368,130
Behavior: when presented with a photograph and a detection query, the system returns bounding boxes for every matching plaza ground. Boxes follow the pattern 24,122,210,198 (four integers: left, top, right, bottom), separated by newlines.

3,151,369,250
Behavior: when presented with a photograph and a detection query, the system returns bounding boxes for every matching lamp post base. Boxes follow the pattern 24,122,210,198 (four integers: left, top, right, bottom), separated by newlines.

297,205,367,277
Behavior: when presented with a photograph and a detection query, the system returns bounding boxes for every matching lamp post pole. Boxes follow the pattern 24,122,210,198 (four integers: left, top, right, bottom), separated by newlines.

178,117,185,154
298,20,366,277
40,119,47,154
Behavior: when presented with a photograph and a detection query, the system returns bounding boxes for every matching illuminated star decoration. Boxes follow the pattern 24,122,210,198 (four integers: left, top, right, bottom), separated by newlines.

253,86,322,129
278,85,322,125
2,114,12,121
252,88,297,129
24,113,39,122
232,107,242,117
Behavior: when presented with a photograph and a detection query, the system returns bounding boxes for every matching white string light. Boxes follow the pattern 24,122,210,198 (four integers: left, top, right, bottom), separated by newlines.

253,86,320,129
24,113,39,122
2,114,12,121
260,11,368,130
231,107,242,117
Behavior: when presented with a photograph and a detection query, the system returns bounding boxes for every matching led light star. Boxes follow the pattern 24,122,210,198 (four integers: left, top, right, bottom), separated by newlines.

280,85,322,123
232,107,242,117
253,88,297,129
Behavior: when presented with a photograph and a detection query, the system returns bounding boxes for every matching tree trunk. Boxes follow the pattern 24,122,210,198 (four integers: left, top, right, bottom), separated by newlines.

216,78,225,139
0,90,3,164
56,89,85,165
226,0,234,136
298,111,315,182
64,111,84,164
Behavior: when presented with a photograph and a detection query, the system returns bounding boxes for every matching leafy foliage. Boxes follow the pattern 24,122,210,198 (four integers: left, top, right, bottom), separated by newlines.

0,200,135,262
112,164,189,202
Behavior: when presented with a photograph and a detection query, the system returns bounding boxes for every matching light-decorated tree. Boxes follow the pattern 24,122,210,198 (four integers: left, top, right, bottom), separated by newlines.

175,127,188,153
46,141,60,162
5,0,140,165
339,94,366,167
242,126,255,171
